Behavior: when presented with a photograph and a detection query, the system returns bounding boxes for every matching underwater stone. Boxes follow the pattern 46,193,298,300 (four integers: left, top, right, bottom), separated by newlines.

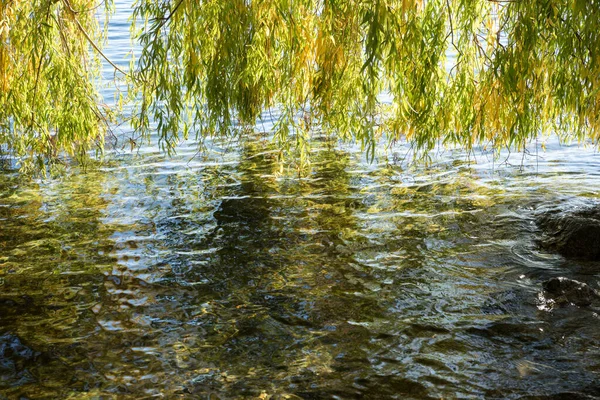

542,277,600,307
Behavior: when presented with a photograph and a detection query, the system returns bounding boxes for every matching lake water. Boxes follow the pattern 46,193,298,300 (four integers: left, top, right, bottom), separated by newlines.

2,3,600,399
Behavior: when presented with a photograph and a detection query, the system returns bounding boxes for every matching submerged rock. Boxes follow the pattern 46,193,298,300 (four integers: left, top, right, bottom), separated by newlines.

542,277,600,307
0,333,40,388
536,204,600,261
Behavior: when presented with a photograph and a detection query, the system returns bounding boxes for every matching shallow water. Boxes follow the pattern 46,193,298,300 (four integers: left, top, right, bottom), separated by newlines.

2,3,600,399
2,135,600,399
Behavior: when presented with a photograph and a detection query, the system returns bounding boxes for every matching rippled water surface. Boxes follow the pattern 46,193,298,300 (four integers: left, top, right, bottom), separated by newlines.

2,3,600,399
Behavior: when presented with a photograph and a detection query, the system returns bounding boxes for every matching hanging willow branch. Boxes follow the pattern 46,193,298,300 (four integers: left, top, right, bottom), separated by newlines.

0,0,114,173
1,0,600,173
127,0,600,160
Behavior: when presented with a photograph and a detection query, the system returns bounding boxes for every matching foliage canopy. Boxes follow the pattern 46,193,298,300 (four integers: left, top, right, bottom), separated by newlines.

1,0,599,170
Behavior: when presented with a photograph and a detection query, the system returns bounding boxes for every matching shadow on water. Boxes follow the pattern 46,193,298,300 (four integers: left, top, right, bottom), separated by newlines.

2,137,600,398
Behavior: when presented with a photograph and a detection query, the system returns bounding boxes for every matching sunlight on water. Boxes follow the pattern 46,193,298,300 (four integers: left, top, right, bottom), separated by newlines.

2,3,600,399
2,131,600,398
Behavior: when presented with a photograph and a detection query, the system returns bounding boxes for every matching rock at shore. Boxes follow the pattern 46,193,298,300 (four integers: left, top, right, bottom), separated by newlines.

542,277,600,307
536,204,600,261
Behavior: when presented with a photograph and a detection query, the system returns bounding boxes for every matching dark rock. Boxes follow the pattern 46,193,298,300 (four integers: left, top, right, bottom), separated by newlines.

542,277,600,307
0,333,39,368
0,333,40,388
536,204,600,261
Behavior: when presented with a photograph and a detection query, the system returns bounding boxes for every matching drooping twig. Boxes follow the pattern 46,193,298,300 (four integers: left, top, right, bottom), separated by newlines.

153,0,185,31
61,0,128,76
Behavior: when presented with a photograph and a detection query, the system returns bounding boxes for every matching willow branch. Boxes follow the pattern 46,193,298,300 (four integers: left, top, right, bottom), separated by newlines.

154,0,185,31
61,0,128,76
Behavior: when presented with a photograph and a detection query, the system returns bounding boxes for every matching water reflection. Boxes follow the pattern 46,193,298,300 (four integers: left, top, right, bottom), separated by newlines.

2,137,600,398
0,171,119,396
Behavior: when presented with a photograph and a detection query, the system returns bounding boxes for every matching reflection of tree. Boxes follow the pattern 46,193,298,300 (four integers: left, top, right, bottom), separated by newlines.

149,138,388,397
3,141,509,398
0,170,121,397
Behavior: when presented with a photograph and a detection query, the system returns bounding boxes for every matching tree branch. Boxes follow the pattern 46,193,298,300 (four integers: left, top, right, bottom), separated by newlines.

62,0,128,76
